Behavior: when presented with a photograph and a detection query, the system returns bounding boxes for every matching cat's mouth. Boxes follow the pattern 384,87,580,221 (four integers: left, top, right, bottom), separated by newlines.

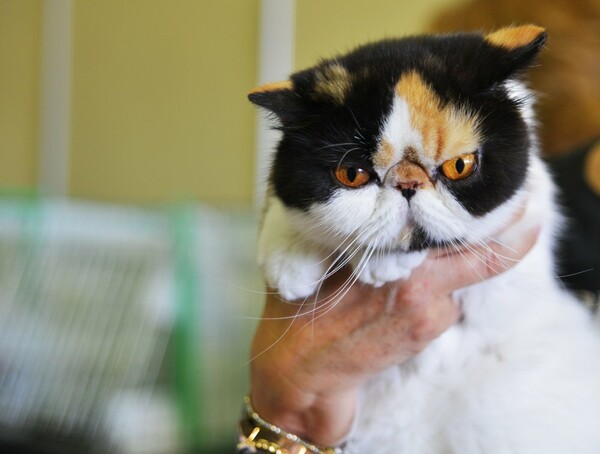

403,225,455,252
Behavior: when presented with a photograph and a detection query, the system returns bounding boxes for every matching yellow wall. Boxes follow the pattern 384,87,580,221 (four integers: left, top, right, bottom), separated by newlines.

295,0,465,69
70,0,259,205
0,0,41,188
0,0,465,205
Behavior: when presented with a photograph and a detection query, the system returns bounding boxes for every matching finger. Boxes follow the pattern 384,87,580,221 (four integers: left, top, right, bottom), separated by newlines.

420,224,541,293
412,295,461,345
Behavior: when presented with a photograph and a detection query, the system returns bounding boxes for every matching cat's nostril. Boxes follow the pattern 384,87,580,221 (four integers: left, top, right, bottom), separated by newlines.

396,181,422,201
397,181,422,191
401,188,417,201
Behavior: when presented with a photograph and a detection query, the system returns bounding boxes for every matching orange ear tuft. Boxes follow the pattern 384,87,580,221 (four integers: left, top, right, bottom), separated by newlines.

485,25,546,50
248,80,293,95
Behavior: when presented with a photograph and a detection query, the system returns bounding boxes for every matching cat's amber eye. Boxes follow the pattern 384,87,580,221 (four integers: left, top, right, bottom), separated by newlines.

334,165,371,188
440,153,478,181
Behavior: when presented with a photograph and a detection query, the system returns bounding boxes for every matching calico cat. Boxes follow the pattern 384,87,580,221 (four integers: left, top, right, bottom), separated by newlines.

249,25,600,453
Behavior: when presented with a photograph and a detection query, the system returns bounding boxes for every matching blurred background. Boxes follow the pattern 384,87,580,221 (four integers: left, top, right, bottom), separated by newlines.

1,0,598,453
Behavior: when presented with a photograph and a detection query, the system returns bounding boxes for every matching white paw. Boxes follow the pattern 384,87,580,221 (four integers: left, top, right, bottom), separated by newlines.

351,250,427,287
261,248,328,301
258,198,329,301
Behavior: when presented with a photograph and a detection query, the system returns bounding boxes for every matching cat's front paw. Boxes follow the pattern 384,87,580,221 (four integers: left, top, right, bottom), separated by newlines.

258,198,329,301
351,250,427,287
260,247,328,301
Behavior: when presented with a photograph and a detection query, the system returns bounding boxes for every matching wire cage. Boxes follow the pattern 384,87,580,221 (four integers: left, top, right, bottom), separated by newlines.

0,198,175,451
0,197,262,453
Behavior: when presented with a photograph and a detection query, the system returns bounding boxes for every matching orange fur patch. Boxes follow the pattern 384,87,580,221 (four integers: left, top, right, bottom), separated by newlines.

313,64,351,104
584,140,600,196
394,71,480,163
394,160,433,189
249,80,293,95
373,140,395,169
485,25,545,50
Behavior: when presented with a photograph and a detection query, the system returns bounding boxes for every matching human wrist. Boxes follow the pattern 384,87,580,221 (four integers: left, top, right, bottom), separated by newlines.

249,383,358,446
239,395,344,454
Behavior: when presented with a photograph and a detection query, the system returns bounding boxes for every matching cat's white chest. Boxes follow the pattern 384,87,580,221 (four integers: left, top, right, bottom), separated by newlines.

348,275,600,454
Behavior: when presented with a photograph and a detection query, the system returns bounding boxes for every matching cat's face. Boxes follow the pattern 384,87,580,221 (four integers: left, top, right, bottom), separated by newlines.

250,26,546,252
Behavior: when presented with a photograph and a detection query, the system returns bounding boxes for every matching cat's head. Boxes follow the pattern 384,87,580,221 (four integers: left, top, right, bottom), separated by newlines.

249,25,547,252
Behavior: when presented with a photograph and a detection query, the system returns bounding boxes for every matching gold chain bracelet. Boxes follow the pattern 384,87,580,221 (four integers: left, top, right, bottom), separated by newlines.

238,395,342,454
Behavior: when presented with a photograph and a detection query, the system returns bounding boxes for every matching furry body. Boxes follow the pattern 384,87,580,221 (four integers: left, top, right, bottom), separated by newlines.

250,27,600,453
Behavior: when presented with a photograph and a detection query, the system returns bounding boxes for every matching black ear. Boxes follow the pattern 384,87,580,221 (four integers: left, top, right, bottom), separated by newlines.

485,25,547,80
248,80,302,125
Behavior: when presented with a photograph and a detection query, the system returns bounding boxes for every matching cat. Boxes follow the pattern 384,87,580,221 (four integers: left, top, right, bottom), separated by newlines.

248,25,600,453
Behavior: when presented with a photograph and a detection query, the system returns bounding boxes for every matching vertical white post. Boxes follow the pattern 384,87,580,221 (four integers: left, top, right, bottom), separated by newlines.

254,0,295,210
38,0,72,196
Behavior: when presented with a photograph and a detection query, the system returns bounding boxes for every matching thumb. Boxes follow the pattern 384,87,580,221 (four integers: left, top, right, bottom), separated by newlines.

420,225,541,294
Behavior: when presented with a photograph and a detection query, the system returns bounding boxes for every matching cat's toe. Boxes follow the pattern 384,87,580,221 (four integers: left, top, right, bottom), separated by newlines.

353,251,427,287
262,252,327,301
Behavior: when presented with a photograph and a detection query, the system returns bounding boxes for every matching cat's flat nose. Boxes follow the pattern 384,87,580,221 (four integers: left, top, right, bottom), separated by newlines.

396,181,422,201
387,159,431,201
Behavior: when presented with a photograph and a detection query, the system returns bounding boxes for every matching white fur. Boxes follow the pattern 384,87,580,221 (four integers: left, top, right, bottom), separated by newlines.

350,249,427,288
258,198,331,301
257,86,600,452
505,79,537,127
377,97,426,177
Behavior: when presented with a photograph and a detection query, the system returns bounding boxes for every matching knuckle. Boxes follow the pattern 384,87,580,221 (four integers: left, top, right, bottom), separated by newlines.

396,283,424,310
409,315,439,344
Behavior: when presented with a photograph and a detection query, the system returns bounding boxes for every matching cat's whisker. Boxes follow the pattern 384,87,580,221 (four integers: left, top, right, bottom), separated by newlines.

299,223,382,294
258,225,383,322
309,227,383,310
257,253,380,345
313,142,363,152
257,225,368,300
337,148,362,169
243,292,314,365
479,233,519,255
441,240,471,284
463,238,505,265
297,210,366,241
297,240,381,331
475,233,591,287
307,238,378,313
309,242,365,310
467,233,524,265
345,105,368,143
310,226,364,267
189,262,286,299
557,268,594,279
454,236,555,302
454,237,492,282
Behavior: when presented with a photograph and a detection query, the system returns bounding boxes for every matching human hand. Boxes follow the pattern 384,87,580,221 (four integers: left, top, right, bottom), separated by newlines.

249,224,540,446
